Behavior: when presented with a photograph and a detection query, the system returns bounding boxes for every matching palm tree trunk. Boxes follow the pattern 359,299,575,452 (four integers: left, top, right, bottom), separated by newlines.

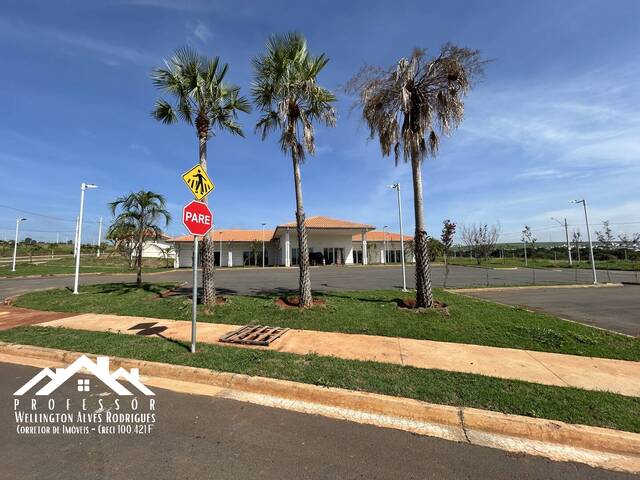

411,155,434,308
136,236,143,287
292,154,312,308
198,132,216,306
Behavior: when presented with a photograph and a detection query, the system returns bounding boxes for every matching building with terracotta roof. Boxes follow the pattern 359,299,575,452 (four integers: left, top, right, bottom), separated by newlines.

167,216,413,268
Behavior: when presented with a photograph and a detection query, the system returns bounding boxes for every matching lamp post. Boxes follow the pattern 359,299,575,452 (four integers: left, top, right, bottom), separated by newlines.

11,217,27,272
73,183,98,294
96,216,103,257
387,183,407,292
382,225,388,264
571,199,597,284
261,223,266,268
73,215,80,258
551,217,572,266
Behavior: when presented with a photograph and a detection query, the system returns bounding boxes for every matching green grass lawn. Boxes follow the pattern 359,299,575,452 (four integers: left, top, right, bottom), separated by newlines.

446,257,640,272
0,256,171,278
13,283,640,361
0,326,637,433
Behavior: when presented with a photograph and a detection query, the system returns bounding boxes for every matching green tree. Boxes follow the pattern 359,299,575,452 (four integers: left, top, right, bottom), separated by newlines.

151,47,250,305
347,45,486,308
252,32,337,308
108,191,171,286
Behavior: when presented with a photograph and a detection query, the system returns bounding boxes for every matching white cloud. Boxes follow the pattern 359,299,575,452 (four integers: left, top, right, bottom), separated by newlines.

186,20,213,44
130,143,151,155
0,17,154,66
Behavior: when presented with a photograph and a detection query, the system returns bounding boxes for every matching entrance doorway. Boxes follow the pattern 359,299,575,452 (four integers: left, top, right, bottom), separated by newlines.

323,247,345,265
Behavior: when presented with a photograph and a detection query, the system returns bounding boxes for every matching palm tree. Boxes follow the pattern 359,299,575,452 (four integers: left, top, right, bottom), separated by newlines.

252,32,336,308
151,47,250,306
108,191,171,287
347,45,485,308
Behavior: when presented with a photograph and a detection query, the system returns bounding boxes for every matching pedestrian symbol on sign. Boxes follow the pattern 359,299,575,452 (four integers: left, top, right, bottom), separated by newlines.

182,164,215,200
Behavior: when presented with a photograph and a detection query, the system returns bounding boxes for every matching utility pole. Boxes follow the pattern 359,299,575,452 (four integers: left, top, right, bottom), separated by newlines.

388,183,407,291
552,217,572,265
73,183,98,294
571,199,597,284
96,217,103,257
12,218,27,272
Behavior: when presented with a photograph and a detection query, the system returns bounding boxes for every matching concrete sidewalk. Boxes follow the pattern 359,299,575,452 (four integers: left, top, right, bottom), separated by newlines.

38,313,640,397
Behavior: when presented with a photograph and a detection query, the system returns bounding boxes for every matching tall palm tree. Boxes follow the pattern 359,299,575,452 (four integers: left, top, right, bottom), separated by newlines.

108,191,171,287
151,47,250,306
252,32,336,308
347,45,485,308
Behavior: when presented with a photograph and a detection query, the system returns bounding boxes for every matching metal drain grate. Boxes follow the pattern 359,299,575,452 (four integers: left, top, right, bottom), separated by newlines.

219,325,289,346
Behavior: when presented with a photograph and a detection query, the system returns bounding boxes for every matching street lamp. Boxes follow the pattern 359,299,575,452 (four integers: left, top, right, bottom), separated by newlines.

382,225,388,264
96,216,103,257
73,183,98,294
570,199,597,284
261,223,266,268
551,217,572,265
11,217,27,272
387,183,407,292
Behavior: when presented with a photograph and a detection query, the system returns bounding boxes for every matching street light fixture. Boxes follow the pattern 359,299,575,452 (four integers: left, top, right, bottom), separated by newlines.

570,199,597,284
73,183,98,294
11,217,27,272
387,183,407,292
551,217,572,266
261,223,266,268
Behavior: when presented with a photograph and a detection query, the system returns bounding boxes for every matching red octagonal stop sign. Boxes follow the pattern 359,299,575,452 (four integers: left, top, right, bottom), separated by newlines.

183,200,213,236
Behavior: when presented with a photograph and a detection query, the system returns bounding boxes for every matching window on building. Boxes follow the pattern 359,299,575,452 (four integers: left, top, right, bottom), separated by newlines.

354,250,363,264
291,248,299,265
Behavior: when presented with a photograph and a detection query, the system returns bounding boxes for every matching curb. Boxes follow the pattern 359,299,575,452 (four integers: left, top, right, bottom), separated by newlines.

1,342,639,473
448,283,624,293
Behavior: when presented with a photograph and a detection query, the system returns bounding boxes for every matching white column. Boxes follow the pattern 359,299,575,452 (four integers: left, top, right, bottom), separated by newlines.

284,229,291,267
380,249,384,264
173,244,180,268
227,250,233,267
361,230,368,265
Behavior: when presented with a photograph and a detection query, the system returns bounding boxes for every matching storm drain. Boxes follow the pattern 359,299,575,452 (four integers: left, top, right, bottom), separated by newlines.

219,325,289,346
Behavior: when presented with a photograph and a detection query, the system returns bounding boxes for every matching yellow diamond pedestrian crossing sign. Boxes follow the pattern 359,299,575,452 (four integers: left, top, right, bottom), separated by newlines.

182,164,214,200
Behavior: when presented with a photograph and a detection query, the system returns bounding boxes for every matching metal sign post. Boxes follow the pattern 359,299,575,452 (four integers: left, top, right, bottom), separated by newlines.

191,236,199,353
181,164,215,354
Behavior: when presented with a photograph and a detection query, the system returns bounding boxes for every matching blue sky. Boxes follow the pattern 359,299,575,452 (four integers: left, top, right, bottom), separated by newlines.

1,0,639,244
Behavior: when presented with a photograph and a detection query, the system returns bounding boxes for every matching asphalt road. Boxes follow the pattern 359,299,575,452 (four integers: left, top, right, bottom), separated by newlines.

2,362,632,480
466,285,640,337
2,264,640,300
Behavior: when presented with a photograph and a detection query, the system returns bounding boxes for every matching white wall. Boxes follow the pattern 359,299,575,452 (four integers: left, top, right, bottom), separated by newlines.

279,232,356,265
139,240,175,259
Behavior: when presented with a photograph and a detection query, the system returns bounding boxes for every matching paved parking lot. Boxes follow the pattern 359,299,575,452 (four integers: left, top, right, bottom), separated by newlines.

465,285,640,337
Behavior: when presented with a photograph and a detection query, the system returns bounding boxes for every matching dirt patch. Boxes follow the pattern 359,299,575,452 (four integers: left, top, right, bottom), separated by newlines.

395,298,449,315
275,296,326,309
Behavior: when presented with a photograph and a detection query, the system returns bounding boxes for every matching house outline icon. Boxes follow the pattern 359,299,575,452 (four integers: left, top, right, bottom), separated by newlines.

14,355,154,396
